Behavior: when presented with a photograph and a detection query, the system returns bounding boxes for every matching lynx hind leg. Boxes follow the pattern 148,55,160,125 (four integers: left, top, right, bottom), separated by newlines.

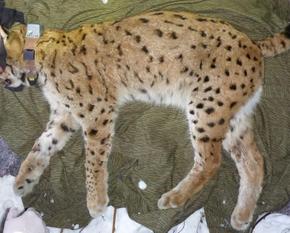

158,100,225,209
223,115,264,231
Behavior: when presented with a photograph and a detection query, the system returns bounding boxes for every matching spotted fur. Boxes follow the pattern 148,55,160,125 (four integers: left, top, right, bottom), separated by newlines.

0,11,290,231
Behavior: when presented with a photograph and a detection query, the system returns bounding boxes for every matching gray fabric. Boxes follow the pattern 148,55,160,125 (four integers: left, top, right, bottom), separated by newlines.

0,137,21,177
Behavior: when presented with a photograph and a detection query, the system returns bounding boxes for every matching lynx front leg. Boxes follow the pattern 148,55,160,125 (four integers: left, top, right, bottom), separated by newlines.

14,109,79,196
83,116,114,218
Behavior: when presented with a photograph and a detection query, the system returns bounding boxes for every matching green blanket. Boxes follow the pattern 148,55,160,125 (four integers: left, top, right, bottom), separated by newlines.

1,0,290,232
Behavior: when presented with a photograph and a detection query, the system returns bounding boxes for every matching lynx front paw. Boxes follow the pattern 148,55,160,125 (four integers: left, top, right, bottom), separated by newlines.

230,206,253,231
14,154,48,196
87,194,109,218
14,175,39,196
158,189,187,209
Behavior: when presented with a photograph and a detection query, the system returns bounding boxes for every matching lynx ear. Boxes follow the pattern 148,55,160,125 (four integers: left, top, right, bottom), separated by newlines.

4,24,26,61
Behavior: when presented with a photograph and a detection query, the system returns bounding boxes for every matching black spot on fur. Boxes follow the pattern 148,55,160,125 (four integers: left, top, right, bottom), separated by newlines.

204,86,212,92
225,45,232,51
26,179,33,184
176,54,183,61
79,45,87,55
170,32,178,39
155,29,163,37
139,18,149,23
205,107,215,114
61,123,69,132
135,35,141,43
200,61,203,70
76,87,81,94
216,37,222,47
125,30,132,36
236,59,242,66
152,12,164,15
100,138,107,145
199,136,210,142
117,44,123,56
139,88,147,94
210,63,216,69
142,46,149,53
218,118,225,125
181,66,189,73
281,40,286,48
197,127,205,133
196,103,204,109
82,33,87,41
200,31,207,37
208,96,214,101
196,18,207,22
230,102,237,108
52,139,58,144
229,84,237,90
89,129,98,136
204,76,210,82
225,69,230,76
207,122,215,127
88,104,95,111
173,14,187,20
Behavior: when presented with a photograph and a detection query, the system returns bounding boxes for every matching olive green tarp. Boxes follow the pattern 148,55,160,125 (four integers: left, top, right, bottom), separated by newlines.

1,0,290,232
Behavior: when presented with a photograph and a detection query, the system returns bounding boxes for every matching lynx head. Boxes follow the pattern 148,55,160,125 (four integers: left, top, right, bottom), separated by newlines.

0,24,30,91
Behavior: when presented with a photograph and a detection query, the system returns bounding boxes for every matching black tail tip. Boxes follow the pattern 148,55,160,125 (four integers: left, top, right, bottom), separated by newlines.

284,24,290,38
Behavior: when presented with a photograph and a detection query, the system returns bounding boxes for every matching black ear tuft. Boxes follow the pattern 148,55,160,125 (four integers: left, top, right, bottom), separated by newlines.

284,24,290,39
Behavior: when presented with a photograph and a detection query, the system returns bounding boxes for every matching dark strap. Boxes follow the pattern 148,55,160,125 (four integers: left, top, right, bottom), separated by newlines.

0,7,25,31
0,36,6,71
0,0,4,8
